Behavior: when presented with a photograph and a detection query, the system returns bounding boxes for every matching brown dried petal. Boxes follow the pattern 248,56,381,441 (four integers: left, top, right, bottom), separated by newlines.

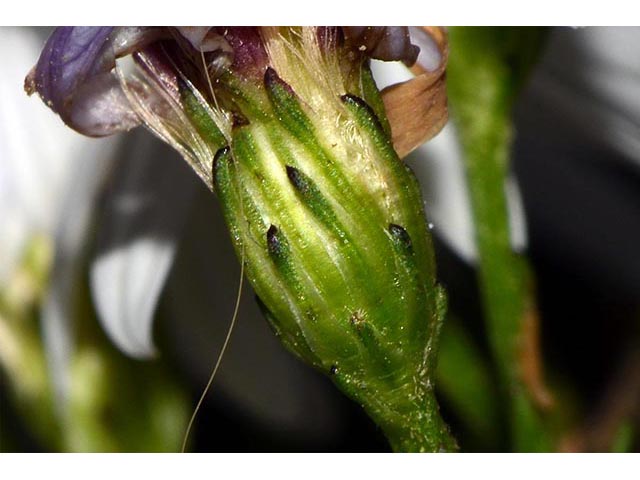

343,26,419,66
382,27,449,158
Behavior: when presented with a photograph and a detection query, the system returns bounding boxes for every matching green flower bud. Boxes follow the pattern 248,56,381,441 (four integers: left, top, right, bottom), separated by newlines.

26,25,455,452
203,28,455,452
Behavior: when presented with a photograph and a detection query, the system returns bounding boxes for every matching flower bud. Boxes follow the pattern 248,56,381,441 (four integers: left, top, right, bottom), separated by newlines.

27,25,455,452
207,28,454,451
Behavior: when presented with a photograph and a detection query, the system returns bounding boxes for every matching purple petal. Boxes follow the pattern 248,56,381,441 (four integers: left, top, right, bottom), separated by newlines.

32,27,115,101
132,44,182,105
214,27,267,78
112,26,166,57
26,27,162,137
174,27,265,78
343,26,420,66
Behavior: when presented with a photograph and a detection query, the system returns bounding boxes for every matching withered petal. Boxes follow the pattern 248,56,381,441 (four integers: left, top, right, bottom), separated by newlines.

343,26,419,66
174,27,234,54
175,27,214,50
26,27,164,137
382,27,449,158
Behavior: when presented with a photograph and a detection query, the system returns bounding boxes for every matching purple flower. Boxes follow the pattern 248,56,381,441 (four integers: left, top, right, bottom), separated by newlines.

26,27,149,136
25,27,424,138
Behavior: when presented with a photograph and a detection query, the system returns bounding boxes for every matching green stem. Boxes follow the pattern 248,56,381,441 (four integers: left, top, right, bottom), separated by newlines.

446,27,551,451
378,389,458,452
436,316,500,450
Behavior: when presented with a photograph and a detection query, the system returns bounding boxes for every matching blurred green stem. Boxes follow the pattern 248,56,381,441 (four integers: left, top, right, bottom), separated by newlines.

0,236,62,450
0,236,189,452
446,27,551,451
436,317,500,449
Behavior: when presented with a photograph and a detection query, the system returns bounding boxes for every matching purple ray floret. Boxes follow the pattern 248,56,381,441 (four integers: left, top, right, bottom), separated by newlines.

26,27,147,136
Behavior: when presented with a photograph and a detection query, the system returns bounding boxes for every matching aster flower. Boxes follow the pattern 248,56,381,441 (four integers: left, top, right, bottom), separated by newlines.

26,26,453,452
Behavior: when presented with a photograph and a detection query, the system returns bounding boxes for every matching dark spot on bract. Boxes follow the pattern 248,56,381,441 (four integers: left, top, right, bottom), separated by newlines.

388,223,412,249
232,111,250,128
266,224,280,254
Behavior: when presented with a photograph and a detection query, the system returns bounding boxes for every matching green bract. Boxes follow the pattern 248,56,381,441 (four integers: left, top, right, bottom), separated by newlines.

27,25,455,452
196,28,454,452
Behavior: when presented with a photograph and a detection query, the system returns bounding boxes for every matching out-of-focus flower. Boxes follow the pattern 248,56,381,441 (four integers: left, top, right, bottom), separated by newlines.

1,26,119,416
1,27,189,452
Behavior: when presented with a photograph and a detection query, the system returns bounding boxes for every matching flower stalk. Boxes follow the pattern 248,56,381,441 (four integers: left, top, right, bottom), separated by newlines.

446,27,551,451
